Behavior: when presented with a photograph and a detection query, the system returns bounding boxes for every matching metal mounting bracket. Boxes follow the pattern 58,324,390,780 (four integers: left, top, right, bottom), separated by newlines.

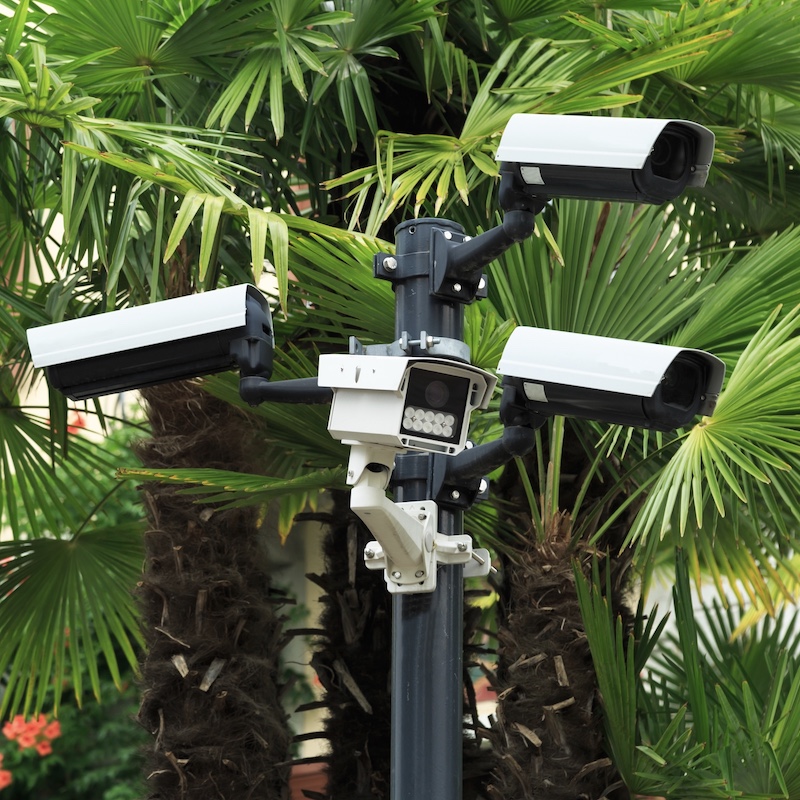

358,498,492,594
346,444,491,594
349,334,471,362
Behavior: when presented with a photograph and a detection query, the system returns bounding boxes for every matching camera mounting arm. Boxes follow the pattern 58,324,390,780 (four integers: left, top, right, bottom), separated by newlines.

345,442,491,594
238,375,333,406
373,171,544,307
429,171,545,301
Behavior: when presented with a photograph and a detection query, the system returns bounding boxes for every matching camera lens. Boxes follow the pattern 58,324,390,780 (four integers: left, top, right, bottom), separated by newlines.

424,379,450,409
649,128,691,181
660,358,700,408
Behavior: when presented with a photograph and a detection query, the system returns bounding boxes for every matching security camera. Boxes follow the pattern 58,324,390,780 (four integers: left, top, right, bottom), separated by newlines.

27,284,273,400
496,113,714,205
318,354,496,455
498,327,725,431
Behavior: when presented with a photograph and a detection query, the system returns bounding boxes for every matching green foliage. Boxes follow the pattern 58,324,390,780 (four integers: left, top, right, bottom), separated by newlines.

0,669,146,800
0,421,146,716
642,551,800,800
578,550,800,799
0,0,800,794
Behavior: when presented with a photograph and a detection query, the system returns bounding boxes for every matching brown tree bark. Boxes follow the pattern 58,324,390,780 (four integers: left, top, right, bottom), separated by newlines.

304,492,393,800
485,526,614,800
134,381,293,800
484,428,632,800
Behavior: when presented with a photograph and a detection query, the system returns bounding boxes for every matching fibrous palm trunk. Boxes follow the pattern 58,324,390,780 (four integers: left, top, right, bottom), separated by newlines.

135,381,292,800
304,491,393,800
485,430,630,800
486,524,614,800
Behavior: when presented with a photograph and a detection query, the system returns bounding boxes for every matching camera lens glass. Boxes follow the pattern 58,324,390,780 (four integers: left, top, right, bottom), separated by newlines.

660,357,700,409
424,379,450,408
649,127,693,182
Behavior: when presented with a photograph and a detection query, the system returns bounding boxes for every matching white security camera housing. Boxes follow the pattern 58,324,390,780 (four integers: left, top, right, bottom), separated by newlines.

496,113,714,205
318,354,496,455
498,327,725,431
27,284,273,400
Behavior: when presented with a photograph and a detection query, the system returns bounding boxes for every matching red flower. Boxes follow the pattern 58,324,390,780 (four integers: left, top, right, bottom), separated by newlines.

43,721,61,740
17,732,36,749
67,411,86,435
35,740,52,757
0,769,11,789
8,716,25,737
25,717,45,736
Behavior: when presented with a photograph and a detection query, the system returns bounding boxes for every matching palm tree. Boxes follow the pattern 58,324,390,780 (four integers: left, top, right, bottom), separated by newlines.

2,1,800,799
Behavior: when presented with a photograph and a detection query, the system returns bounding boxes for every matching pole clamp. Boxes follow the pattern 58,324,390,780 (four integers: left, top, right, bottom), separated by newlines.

358,498,492,594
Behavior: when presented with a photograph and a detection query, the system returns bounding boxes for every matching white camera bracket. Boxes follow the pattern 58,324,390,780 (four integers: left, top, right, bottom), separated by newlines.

346,443,491,594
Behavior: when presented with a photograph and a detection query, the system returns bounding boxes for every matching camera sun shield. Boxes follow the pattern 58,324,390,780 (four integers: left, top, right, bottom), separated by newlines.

318,354,496,455
496,114,714,205
27,284,274,400
498,327,725,432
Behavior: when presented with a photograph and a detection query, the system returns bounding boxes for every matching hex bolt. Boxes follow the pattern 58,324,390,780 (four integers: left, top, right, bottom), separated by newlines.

383,256,398,272
453,282,462,292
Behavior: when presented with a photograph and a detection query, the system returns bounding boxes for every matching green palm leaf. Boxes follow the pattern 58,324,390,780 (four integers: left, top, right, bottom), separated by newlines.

0,402,123,541
117,465,346,508
643,564,800,800
629,305,800,545
0,524,144,716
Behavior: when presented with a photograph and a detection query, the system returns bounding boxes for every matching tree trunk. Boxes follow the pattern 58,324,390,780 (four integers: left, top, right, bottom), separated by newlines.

485,427,632,800
135,381,292,800
305,491,393,800
486,525,614,800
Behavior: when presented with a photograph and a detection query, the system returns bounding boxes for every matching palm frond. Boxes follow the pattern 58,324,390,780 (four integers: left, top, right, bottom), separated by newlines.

576,557,728,798
629,305,800,546
0,524,144,717
117,465,345,508
642,554,800,799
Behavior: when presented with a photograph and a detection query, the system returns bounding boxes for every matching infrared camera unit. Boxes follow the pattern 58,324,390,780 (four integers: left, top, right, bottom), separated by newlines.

496,113,715,205
318,353,496,455
499,327,725,432
27,284,273,400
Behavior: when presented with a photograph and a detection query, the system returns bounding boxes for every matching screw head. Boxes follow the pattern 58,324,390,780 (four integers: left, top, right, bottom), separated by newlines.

365,549,375,559
450,490,461,500
457,542,468,552
453,282,462,292
383,256,398,272
415,570,425,578
418,513,427,521
391,570,402,580
444,230,453,240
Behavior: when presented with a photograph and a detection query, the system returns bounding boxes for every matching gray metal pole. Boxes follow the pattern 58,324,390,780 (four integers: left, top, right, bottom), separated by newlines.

391,555,463,798
387,218,466,800
379,209,536,798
